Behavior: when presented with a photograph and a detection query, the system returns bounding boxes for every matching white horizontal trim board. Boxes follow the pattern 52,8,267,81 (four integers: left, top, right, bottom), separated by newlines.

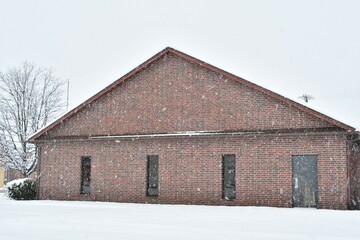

87,130,349,141
89,131,260,140
30,130,350,143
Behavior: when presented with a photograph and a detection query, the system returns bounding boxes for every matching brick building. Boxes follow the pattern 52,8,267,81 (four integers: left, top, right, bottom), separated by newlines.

29,48,360,209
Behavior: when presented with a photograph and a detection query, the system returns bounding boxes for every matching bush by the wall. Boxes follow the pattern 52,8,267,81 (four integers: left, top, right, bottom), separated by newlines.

6,178,37,200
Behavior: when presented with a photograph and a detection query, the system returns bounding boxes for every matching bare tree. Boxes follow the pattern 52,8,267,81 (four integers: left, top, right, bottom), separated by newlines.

0,62,64,177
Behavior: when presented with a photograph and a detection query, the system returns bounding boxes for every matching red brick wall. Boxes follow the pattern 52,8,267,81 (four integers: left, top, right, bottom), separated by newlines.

349,140,360,209
38,133,348,209
43,53,332,139
36,52,351,209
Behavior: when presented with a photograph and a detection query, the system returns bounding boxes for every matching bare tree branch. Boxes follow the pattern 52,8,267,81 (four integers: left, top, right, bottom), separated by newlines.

0,62,65,177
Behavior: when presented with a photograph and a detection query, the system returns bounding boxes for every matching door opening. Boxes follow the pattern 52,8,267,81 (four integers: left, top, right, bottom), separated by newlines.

292,155,318,208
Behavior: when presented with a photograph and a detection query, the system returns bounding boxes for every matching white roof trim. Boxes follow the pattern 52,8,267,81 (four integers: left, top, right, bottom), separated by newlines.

89,130,262,140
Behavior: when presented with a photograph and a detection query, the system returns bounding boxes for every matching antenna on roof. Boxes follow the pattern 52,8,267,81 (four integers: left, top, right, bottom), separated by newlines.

299,94,314,103
66,79,69,111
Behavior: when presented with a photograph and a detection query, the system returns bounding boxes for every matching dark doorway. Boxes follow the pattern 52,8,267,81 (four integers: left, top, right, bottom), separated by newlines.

81,156,91,194
147,155,159,196
222,154,236,200
292,155,318,208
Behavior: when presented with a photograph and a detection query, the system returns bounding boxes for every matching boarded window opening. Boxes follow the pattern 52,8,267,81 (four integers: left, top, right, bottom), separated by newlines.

222,154,236,200
81,156,91,194
147,155,159,196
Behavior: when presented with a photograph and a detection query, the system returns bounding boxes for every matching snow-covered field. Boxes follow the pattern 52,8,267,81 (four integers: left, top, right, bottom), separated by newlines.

0,193,360,240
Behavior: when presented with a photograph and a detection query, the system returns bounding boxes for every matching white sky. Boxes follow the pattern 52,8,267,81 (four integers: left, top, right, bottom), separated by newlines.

1,0,359,129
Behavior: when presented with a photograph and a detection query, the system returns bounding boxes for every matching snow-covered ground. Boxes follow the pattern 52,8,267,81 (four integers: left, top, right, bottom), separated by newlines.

0,193,360,240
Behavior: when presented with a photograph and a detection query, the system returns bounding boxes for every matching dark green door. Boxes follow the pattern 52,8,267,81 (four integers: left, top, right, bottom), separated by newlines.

292,155,318,208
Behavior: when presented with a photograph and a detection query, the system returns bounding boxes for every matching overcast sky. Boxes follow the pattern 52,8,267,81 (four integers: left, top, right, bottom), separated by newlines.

1,0,359,129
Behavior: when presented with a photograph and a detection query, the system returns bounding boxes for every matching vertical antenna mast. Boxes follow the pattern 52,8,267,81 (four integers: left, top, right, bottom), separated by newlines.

66,79,69,111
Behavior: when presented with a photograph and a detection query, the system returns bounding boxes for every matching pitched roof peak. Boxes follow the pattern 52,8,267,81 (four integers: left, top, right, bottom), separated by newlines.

28,47,355,142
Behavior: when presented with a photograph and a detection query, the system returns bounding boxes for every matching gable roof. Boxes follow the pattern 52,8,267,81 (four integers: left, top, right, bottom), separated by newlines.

29,47,355,142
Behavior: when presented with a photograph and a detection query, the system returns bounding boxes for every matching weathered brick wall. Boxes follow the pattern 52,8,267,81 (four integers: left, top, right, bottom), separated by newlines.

43,53,332,139
35,51,351,209
38,133,348,209
349,141,360,209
